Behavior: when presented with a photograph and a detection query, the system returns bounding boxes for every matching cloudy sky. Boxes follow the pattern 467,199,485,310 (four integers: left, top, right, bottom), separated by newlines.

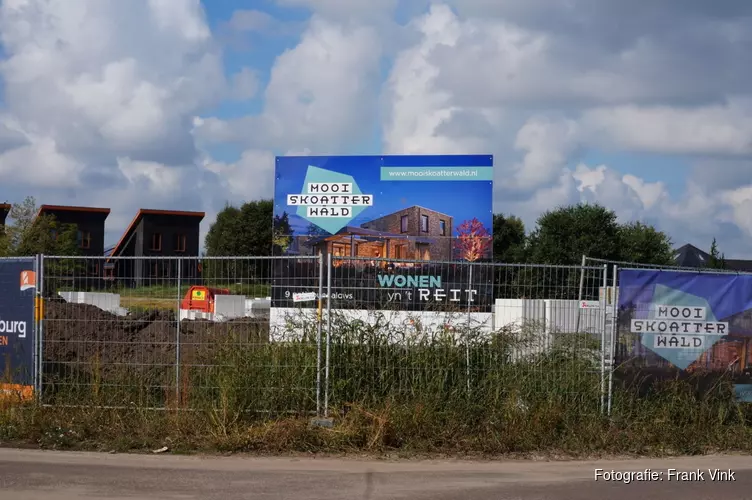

1,0,750,257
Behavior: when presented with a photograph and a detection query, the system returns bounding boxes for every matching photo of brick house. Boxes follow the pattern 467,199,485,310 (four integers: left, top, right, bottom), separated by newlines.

361,206,453,261
302,205,454,265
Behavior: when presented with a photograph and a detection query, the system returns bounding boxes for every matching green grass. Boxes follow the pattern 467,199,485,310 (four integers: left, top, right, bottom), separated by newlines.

3,316,751,457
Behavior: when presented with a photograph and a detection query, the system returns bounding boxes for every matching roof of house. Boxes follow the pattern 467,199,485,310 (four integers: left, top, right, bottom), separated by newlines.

305,225,434,246
673,243,711,268
674,243,752,273
108,209,205,259
0,203,10,210
36,204,111,219
368,205,453,220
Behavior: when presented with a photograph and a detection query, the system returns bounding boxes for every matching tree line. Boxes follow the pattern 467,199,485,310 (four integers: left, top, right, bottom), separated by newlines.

0,195,726,270
205,199,686,267
0,197,82,257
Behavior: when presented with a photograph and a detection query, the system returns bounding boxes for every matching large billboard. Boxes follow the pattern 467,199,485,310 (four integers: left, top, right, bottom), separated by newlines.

272,155,494,312
616,269,752,400
0,258,36,399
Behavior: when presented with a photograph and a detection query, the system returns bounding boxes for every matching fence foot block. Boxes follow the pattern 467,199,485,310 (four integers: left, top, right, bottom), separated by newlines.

309,417,334,428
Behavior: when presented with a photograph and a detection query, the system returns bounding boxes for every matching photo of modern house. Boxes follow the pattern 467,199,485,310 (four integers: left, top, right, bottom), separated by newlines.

105,209,204,287
299,205,454,266
37,204,111,276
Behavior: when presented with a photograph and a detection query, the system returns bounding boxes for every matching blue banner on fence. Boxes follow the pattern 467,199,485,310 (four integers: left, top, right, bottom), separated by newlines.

618,269,752,401
0,259,35,399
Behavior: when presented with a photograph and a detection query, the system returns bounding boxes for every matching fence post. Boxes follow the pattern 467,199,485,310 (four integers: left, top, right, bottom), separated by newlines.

600,264,607,414
466,263,473,394
316,252,324,417
35,253,44,403
607,265,618,416
324,252,332,419
175,258,182,405
575,254,586,333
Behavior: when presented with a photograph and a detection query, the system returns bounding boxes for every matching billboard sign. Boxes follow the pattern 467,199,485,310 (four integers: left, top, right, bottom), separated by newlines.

0,259,36,400
617,269,752,400
272,155,494,311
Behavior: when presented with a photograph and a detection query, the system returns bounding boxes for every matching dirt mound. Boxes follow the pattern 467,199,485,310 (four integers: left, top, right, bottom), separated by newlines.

43,300,268,377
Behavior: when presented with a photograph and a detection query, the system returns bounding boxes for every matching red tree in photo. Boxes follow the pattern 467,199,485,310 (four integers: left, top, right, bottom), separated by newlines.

454,218,492,261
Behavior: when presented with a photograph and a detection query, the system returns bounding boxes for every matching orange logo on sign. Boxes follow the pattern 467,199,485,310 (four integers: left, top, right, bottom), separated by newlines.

19,270,36,291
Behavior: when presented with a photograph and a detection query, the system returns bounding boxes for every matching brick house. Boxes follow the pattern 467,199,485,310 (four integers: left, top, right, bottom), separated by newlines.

360,205,453,261
303,205,453,264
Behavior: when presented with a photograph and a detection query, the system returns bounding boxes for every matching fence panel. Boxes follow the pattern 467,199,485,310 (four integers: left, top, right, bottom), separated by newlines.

322,257,607,415
40,254,322,416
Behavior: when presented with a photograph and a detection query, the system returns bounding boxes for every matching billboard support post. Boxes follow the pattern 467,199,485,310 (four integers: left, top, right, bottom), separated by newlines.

324,252,332,419
316,252,324,417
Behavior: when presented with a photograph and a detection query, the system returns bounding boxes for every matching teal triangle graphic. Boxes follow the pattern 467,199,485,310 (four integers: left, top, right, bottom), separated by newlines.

295,165,370,234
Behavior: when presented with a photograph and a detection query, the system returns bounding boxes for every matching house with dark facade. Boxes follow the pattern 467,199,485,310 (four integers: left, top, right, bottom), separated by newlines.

105,209,204,286
37,204,111,276
303,205,454,265
674,243,752,272
0,203,9,230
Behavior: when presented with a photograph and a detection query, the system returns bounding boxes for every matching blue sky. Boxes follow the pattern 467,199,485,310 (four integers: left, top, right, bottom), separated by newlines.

0,1,750,257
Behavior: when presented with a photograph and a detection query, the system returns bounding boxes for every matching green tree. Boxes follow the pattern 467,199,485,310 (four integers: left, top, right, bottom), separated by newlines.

203,199,293,281
492,213,526,263
0,196,80,257
708,237,726,269
272,212,292,255
527,202,621,265
205,199,277,257
617,221,674,266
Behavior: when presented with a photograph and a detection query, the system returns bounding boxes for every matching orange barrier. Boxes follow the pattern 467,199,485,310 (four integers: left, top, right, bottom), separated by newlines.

179,286,230,314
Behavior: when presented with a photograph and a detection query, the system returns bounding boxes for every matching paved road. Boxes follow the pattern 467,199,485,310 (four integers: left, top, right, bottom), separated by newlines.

0,448,751,499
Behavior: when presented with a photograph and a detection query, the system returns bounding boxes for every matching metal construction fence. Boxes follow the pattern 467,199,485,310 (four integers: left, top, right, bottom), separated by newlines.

2,252,741,419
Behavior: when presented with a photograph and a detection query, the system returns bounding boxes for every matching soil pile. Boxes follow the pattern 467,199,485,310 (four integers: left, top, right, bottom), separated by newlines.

43,299,269,376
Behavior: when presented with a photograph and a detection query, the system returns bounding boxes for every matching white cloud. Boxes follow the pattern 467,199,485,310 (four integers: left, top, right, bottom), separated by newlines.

3,0,752,259
0,0,230,246
381,3,752,257
228,67,260,101
227,9,275,33
274,0,398,20
195,16,382,154
581,99,752,156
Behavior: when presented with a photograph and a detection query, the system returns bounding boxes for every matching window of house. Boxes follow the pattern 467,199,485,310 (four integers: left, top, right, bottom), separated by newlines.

150,233,162,251
150,261,159,277
88,261,99,276
400,215,408,233
174,233,186,252
421,214,428,232
104,267,114,280
440,220,446,236
77,230,91,249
